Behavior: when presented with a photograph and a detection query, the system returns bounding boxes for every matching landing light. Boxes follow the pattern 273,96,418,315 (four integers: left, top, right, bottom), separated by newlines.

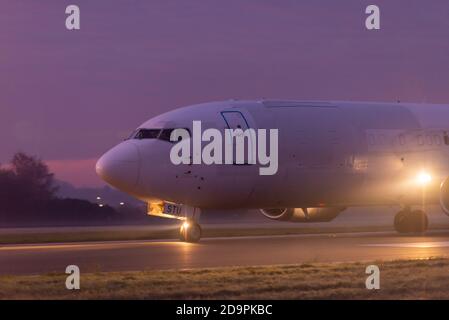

182,222,190,229
416,171,432,186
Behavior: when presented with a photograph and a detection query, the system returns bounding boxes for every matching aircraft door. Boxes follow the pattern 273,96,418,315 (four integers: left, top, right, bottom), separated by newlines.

217,110,257,205
220,111,255,165
221,111,249,131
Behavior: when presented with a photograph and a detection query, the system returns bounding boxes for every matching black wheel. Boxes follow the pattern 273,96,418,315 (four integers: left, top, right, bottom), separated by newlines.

394,209,409,233
179,227,186,242
394,209,428,234
409,209,428,233
179,220,202,243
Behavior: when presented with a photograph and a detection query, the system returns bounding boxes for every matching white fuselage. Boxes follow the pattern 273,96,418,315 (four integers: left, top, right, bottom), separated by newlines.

96,100,449,210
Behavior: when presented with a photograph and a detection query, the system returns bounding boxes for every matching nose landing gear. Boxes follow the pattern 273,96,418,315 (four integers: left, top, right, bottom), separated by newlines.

394,208,429,234
179,220,202,243
147,202,202,243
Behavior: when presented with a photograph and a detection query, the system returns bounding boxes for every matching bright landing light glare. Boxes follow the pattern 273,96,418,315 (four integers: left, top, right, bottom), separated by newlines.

416,171,432,186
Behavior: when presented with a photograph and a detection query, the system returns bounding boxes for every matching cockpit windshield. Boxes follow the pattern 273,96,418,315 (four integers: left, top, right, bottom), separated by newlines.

133,129,161,140
128,128,189,143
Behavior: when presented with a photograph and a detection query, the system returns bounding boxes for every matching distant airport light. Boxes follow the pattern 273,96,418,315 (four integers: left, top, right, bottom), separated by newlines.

119,202,125,206
98,204,104,207
96,196,101,200
416,171,432,186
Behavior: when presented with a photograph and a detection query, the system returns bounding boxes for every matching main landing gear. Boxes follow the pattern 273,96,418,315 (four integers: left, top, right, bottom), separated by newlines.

394,207,429,234
179,219,202,243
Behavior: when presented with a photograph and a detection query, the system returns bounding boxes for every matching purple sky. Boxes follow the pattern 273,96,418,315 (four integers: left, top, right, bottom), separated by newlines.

2,0,449,186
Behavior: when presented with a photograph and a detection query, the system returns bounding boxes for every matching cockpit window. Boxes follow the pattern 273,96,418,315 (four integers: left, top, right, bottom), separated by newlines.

133,129,161,140
158,129,179,142
130,128,190,142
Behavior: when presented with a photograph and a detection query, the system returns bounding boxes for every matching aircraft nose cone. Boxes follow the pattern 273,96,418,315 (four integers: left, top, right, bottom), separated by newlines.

96,142,140,191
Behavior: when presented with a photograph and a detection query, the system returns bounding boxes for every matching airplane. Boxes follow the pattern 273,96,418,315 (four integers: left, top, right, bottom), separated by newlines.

96,100,449,242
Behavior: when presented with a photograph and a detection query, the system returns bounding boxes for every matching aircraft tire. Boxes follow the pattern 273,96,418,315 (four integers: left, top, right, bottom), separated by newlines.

394,209,428,234
179,220,202,243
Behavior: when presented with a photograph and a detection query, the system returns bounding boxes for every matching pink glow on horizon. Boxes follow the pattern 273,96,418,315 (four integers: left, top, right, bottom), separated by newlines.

46,158,104,188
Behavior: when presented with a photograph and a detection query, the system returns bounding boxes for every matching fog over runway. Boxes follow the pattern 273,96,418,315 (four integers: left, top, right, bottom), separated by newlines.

2,207,449,275
2,231,449,275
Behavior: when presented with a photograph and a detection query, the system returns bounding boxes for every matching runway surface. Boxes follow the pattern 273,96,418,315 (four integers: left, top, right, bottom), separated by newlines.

2,231,449,275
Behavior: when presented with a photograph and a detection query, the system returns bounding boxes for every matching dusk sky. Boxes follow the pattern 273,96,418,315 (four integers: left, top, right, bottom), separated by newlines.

2,0,449,186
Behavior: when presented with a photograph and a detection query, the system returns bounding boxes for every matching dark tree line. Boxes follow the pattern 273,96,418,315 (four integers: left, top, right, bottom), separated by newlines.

0,153,57,211
0,153,122,226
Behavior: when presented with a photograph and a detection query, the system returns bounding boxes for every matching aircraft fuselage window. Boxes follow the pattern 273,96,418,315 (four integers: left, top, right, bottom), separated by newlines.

417,135,424,145
435,135,442,145
399,135,405,145
444,132,449,145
